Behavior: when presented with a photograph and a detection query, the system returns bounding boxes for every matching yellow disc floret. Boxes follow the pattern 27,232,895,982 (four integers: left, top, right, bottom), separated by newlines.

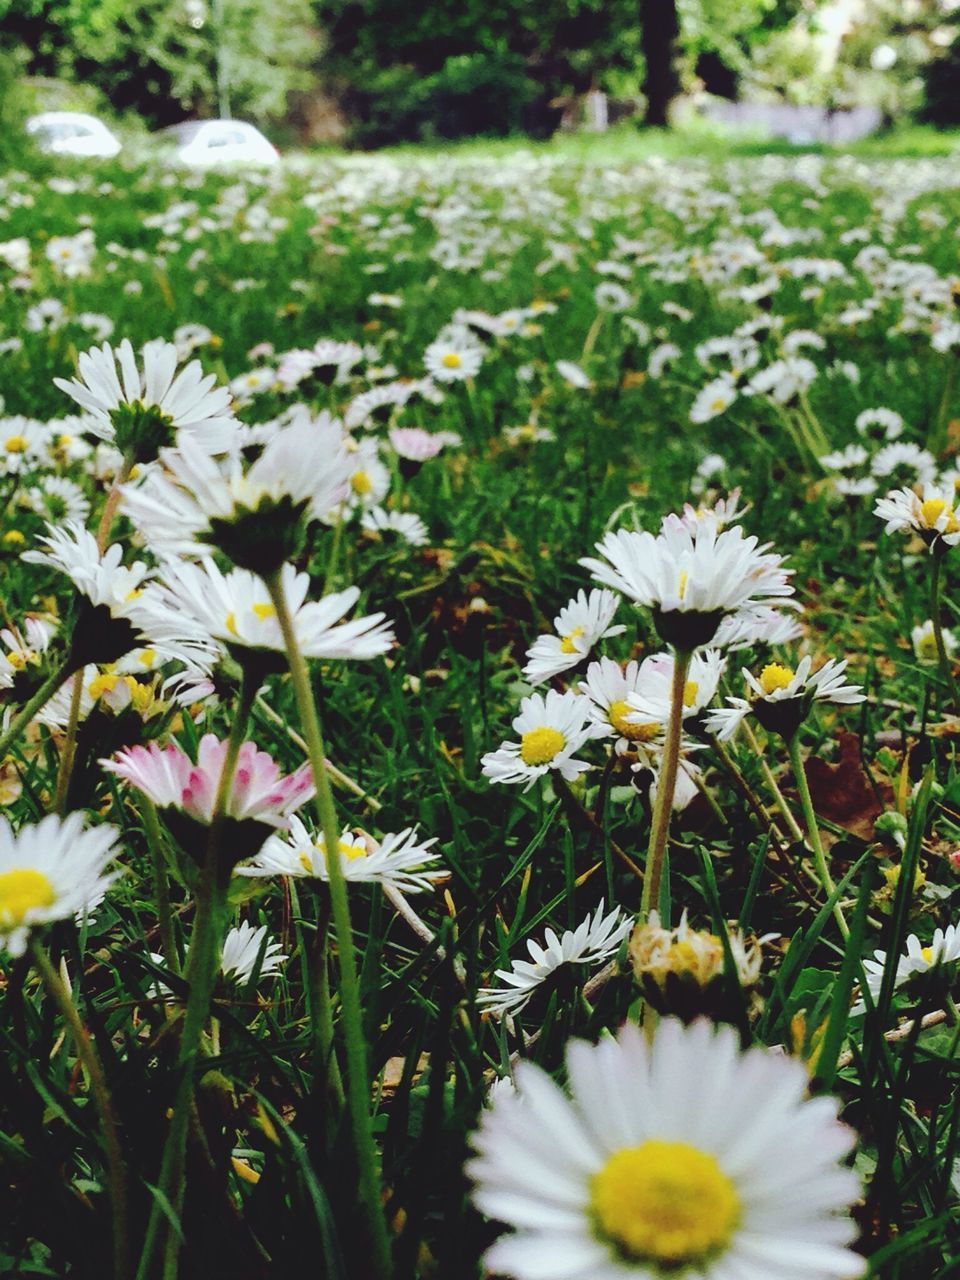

4,435,27,454
0,867,55,928
351,470,373,495
759,663,795,696
682,679,699,708
590,1139,740,1266
559,625,584,655
920,497,959,534
441,351,462,370
608,700,658,742
519,726,566,766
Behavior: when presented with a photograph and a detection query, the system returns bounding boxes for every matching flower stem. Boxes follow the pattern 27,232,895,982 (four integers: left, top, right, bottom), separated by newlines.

265,568,392,1280
0,655,73,763
142,796,178,973
640,648,691,924
786,732,850,939
52,670,84,814
95,454,134,554
138,677,256,1280
930,549,960,715
30,939,130,1280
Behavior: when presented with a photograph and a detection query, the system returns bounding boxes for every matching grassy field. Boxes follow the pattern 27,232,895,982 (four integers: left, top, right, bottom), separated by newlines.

2,131,960,1277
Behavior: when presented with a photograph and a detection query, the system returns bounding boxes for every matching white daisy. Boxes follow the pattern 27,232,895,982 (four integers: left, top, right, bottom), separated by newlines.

625,648,725,725
690,376,737,424
912,619,957,665
522,590,625,684
705,656,865,741
855,407,903,443
424,328,484,382
238,818,443,894
871,442,937,490
581,516,797,651
220,921,287,984
857,923,960,1012
579,658,661,754
481,690,598,790
874,485,960,548
477,901,632,1019
468,1018,864,1280
0,812,120,957
360,507,429,546
54,339,237,458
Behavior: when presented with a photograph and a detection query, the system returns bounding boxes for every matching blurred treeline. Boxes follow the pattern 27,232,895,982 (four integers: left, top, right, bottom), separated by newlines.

1,0,960,146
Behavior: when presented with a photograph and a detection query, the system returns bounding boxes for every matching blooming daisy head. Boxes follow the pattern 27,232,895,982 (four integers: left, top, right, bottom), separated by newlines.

54,338,237,463
468,1018,864,1280
0,812,120,957
360,506,429,547
874,484,960,550
579,657,661,754
424,327,484,382
477,901,632,1020
238,817,443,893
481,690,598,790
522,589,625,684
912,619,957,665
625,648,725,728
581,516,797,651
706,654,865,741
857,922,960,1013
103,734,313,864
220,921,287,985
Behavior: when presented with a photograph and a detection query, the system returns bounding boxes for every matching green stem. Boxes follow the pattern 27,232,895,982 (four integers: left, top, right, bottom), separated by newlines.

323,509,345,596
640,648,691,924
52,669,84,815
138,677,256,1280
742,720,805,843
264,568,392,1280
930,549,960,715
96,454,134,554
30,940,130,1280
787,732,850,939
142,796,179,973
0,655,73,762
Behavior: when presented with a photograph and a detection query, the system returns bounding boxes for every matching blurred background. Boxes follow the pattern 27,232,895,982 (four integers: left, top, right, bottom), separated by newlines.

2,0,960,152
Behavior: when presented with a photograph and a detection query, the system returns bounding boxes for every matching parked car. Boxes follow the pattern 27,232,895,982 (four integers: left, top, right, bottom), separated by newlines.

159,120,279,168
26,112,122,159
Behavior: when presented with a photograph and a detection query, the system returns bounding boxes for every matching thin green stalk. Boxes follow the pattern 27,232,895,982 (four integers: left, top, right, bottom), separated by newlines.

30,939,130,1280
138,677,256,1280
640,648,692,924
930,549,960,715
95,454,134,553
52,670,84,814
323,508,345,595
142,796,178,973
265,568,393,1280
787,732,850,940
742,720,805,843
0,654,73,762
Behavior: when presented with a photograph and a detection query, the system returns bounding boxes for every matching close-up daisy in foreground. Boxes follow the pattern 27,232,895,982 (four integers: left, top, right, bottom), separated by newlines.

0,812,120,956
468,1018,864,1280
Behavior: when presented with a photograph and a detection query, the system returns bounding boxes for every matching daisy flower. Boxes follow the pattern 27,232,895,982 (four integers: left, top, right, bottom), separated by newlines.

424,328,484,382
579,658,660,754
555,360,592,390
481,690,598,790
581,516,797,651
220,921,287,984
342,438,391,511
468,1018,863,1280
119,415,350,569
477,901,632,1018
874,484,960,549
855,407,903,443
522,589,625,684
152,559,394,661
388,427,461,463
238,818,443,893
624,648,725,725
360,507,429,546
857,922,960,1012
871,442,936,490
912,619,957,665
54,338,237,460
103,734,313,828
0,812,120,957
705,655,865,741
689,376,737,424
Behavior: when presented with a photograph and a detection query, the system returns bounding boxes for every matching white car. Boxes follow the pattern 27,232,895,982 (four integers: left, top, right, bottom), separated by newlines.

160,120,279,168
26,112,122,159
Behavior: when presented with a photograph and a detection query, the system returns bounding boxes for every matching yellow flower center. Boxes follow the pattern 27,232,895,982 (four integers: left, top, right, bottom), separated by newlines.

678,569,689,600
59,434,73,446
89,672,121,699
519,726,566,766
759,663,795,695
351,470,373,495
4,435,27,453
3,530,24,545
921,945,934,964
559,626,585,655
300,839,367,873
252,602,275,620
441,351,462,369
0,867,56,928
682,679,699,708
608,700,659,742
920,497,959,533
590,1140,739,1266
710,397,728,413
138,648,156,669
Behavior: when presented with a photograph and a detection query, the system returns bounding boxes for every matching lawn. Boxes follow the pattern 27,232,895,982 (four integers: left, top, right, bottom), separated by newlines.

2,130,960,1277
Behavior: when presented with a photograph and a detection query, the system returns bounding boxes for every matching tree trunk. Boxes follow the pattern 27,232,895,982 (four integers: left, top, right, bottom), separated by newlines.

640,0,680,128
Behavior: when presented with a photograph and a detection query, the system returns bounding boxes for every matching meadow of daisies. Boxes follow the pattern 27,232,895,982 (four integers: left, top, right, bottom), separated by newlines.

2,138,960,1278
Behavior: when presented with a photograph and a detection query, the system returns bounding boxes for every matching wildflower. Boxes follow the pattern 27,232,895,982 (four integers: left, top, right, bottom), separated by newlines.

912,619,957,665
0,813,119,957
54,339,237,462
705,655,865,741
579,657,658,754
239,819,443,893
220,922,286,984
690,376,737,424
857,923,960,1012
522,589,625,684
481,690,598,790
467,1018,863,1280
424,327,484,382
360,507,429,546
477,902,632,1018
581,516,796,651
874,484,960,549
